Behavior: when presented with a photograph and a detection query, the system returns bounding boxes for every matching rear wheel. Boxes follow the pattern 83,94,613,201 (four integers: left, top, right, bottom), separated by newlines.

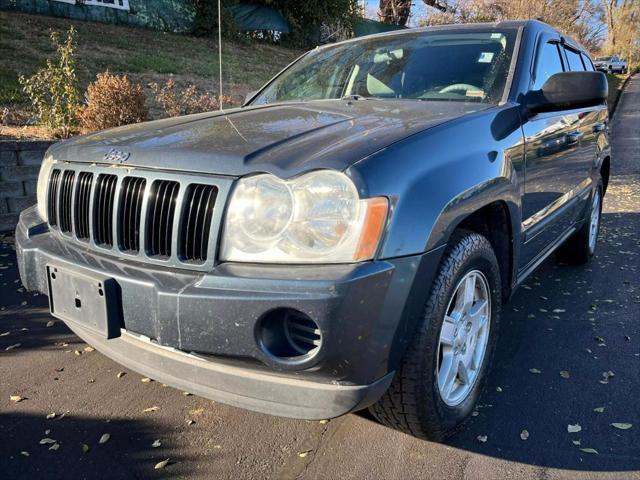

370,230,501,440
559,182,603,264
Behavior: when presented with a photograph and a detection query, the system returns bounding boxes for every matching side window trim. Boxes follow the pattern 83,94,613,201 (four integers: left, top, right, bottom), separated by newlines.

563,46,586,71
531,38,565,90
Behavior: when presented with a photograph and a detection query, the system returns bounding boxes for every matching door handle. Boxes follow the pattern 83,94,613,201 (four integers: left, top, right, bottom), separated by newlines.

566,131,584,144
592,122,606,133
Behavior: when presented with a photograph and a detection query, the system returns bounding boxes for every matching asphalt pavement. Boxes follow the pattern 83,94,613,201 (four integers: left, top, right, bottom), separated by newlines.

1,76,639,480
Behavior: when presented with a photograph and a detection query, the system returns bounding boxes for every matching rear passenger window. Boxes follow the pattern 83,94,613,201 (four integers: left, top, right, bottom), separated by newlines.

533,42,564,90
565,48,585,71
581,53,595,71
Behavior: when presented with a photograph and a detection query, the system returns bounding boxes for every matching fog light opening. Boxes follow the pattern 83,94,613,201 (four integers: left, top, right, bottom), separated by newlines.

258,308,322,360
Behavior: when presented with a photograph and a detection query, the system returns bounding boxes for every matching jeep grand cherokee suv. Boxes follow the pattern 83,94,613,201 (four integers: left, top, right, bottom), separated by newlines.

16,20,610,440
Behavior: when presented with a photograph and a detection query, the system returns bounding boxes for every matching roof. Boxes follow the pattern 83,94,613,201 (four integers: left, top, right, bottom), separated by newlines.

321,19,587,54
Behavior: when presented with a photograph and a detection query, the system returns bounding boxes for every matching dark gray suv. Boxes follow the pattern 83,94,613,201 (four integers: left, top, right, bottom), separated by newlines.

16,20,610,440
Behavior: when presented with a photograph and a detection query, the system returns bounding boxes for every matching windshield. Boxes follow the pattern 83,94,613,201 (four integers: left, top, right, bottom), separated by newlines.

252,28,518,106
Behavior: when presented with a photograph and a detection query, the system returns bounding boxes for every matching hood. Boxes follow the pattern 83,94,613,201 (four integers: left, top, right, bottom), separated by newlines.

50,100,487,178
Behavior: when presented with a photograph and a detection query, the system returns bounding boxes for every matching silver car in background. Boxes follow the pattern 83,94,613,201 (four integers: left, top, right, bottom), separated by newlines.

594,55,628,74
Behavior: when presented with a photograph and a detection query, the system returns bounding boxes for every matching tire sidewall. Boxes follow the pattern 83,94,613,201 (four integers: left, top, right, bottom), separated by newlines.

588,183,604,256
423,239,501,432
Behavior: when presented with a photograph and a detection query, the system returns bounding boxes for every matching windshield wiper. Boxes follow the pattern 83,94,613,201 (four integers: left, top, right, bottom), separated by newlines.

340,94,377,101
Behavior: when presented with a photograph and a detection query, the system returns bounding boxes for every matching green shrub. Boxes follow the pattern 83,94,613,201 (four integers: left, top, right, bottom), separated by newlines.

19,27,81,138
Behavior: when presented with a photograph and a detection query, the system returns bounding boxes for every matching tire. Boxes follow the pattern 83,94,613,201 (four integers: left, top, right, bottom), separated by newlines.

370,230,501,441
559,181,603,264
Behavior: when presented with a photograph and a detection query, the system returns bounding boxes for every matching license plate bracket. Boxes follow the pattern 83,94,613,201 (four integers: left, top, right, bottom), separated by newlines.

47,265,121,339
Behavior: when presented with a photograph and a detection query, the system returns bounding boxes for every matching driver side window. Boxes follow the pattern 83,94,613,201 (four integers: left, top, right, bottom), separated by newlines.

532,42,565,90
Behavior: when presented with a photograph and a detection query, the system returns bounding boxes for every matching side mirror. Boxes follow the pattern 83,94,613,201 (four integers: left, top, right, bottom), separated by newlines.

523,71,608,115
242,90,258,107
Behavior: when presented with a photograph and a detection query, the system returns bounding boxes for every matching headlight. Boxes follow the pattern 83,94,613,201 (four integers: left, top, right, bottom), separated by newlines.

221,171,388,263
36,153,56,222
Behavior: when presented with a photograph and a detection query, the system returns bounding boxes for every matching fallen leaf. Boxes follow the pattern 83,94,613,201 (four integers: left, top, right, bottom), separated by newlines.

83,346,95,353
189,408,204,416
152,439,161,448
74,350,82,356
141,378,152,383
560,371,571,379
186,419,195,425
20,451,29,457
49,443,60,451
611,423,632,430
46,413,56,420
520,430,529,440
143,406,159,413
99,433,110,444
1,331,10,336
46,321,55,327
572,440,581,446
496,387,503,393
477,435,488,443
39,438,57,445
116,372,126,379
10,395,23,403
298,450,313,458
82,443,90,454
5,343,21,351
154,459,170,470
45,429,50,435
529,368,542,374
182,391,192,396
319,419,329,424
593,407,605,413
568,424,582,433
579,448,599,455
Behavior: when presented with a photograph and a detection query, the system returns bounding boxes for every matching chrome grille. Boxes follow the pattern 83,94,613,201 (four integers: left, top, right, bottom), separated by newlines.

45,165,229,271
74,172,93,240
117,177,146,253
93,174,118,247
47,169,61,226
146,180,180,258
59,170,75,233
179,184,218,263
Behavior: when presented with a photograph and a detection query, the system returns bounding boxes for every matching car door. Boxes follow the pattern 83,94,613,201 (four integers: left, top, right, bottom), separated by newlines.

519,40,592,270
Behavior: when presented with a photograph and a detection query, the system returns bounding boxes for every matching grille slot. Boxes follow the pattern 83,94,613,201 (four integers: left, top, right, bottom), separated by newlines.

93,174,118,247
284,313,322,356
179,184,218,262
59,171,75,233
146,180,179,258
47,169,61,226
74,172,93,240
117,177,146,253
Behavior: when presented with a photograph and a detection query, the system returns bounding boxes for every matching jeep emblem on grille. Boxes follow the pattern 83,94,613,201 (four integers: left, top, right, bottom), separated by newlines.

104,148,131,164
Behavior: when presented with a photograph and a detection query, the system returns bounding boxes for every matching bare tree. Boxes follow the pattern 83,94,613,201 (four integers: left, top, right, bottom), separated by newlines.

601,0,640,63
419,0,606,52
378,0,412,25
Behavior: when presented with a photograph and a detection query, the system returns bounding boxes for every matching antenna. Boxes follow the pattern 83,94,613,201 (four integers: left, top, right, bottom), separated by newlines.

218,0,223,111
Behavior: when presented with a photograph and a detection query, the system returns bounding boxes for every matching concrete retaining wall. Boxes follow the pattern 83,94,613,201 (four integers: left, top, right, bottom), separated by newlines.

0,140,55,232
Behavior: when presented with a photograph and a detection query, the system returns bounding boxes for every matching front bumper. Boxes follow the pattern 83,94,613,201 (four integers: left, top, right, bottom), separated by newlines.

16,206,443,419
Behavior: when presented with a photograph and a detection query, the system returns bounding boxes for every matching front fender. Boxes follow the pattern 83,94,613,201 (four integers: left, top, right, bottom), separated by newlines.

350,105,525,260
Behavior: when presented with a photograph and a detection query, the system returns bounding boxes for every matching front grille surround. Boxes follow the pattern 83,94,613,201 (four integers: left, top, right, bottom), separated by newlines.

45,164,233,272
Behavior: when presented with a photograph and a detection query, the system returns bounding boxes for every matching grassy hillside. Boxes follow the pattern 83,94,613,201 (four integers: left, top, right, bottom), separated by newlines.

0,11,300,125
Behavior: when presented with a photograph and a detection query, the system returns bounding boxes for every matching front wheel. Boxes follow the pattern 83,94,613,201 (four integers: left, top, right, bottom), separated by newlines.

370,230,501,440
